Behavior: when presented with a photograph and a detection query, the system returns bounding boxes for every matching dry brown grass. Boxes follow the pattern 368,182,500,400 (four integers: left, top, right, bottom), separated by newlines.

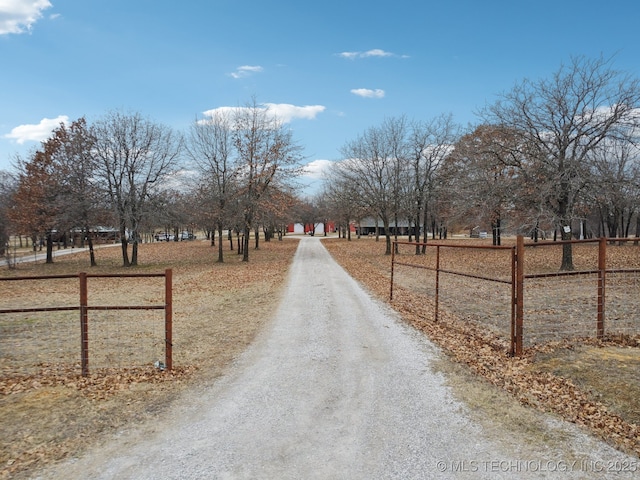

0,238,300,479
2,235,639,479
323,236,640,458
533,345,640,425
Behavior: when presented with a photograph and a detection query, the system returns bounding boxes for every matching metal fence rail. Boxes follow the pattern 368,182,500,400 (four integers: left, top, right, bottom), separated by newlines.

0,270,172,376
391,237,640,355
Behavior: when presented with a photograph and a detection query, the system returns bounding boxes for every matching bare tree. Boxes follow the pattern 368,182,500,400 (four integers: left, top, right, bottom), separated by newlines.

408,114,459,252
186,110,236,262
232,99,303,261
339,118,408,254
337,116,455,254
323,166,369,241
0,170,17,258
294,197,324,236
257,186,297,241
384,116,412,252
481,55,640,269
590,139,640,238
92,111,183,266
445,124,521,245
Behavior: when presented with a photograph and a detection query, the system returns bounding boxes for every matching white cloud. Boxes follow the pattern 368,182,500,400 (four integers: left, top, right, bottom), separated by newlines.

338,51,360,60
351,88,385,99
202,103,325,124
262,103,325,123
0,0,52,35
200,106,237,120
229,65,263,79
338,49,398,59
361,49,392,58
303,159,333,179
3,115,69,144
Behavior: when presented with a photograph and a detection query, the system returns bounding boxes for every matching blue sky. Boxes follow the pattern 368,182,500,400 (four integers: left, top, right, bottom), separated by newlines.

1,0,639,192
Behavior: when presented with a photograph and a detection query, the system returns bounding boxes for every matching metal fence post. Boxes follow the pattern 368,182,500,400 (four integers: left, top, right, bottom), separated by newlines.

79,272,89,376
510,245,517,356
390,242,395,300
515,236,524,356
165,269,173,371
597,237,606,339
435,245,440,322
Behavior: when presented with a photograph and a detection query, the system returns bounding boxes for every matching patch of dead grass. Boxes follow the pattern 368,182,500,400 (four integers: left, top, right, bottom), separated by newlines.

323,236,640,459
0,238,299,479
532,345,640,426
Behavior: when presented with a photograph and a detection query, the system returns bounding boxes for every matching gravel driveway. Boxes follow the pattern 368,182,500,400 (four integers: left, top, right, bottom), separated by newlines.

38,237,638,479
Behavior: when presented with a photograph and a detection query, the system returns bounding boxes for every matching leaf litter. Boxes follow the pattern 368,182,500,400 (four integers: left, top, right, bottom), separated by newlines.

2,236,639,478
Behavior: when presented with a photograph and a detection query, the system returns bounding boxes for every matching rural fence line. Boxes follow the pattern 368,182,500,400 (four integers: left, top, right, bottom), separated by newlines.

390,237,640,355
0,270,172,377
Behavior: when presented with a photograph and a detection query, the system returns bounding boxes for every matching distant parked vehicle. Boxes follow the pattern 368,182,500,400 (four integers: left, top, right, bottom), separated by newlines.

180,231,196,241
155,232,175,242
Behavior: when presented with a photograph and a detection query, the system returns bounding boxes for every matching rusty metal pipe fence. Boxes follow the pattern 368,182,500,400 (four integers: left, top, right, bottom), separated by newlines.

0,270,172,376
391,237,640,356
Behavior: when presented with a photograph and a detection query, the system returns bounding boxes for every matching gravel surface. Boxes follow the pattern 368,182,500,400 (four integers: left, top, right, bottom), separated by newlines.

37,237,638,479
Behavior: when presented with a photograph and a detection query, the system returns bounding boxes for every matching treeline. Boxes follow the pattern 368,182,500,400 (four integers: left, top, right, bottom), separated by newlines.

2,56,640,271
322,56,640,270
0,99,303,266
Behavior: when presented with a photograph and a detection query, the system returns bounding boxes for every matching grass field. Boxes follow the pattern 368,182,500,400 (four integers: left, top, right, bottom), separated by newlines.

1,235,638,478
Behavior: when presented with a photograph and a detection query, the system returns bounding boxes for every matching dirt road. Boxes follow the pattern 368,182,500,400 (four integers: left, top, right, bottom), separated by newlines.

38,237,637,479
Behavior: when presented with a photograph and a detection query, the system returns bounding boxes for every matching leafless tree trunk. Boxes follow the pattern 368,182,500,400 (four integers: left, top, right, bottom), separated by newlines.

590,139,640,240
